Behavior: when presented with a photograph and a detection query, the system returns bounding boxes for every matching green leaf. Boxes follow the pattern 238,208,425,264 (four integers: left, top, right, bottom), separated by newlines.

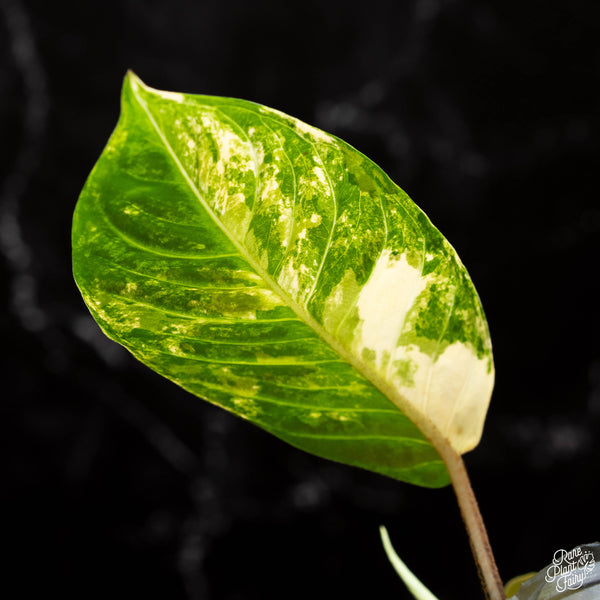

72,72,494,488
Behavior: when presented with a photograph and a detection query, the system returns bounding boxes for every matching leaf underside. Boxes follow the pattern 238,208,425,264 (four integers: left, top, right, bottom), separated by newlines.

72,72,494,488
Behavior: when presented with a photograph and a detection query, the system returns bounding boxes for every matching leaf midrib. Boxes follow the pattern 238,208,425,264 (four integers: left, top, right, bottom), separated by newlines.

129,75,443,450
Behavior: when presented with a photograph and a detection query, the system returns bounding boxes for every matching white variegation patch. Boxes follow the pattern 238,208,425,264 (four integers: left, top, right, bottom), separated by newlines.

390,342,494,453
213,127,250,165
312,166,330,193
322,269,360,335
278,259,303,300
294,119,335,144
299,172,330,196
351,249,494,453
355,251,429,369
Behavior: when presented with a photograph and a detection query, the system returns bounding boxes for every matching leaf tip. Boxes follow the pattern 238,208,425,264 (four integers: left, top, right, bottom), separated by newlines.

124,70,145,93
123,71,186,103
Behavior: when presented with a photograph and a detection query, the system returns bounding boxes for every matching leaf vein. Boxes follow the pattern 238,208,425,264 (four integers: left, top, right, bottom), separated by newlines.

196,381,400,413
269,428,432,445
97,256,261,292
152,347,345,367
97,202,238,260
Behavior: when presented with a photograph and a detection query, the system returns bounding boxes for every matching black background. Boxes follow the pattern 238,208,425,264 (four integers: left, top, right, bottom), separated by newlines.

1,1,599,598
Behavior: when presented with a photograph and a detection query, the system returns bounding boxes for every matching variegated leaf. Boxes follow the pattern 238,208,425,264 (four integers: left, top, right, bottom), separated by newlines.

72,72,494,488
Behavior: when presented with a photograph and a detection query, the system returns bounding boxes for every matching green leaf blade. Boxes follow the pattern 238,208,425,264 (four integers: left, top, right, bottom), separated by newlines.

72,72,494,487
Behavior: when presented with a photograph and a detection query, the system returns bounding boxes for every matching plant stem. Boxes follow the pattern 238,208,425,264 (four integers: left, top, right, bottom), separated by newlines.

436,440,506,600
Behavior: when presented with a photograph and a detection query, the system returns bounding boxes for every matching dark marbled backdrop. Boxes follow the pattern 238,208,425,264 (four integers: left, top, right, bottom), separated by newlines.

1,0,599,598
